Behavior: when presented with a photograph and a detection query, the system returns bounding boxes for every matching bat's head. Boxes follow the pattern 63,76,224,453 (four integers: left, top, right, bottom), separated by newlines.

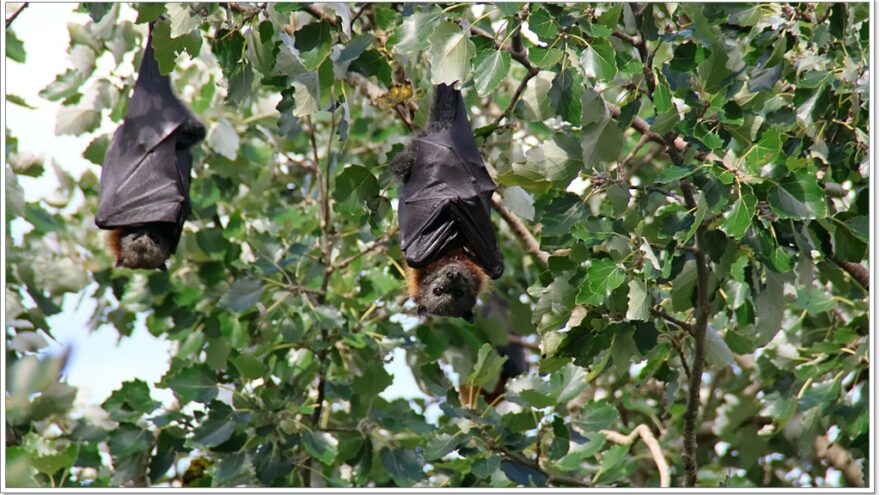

112,223,174,270
416,257,483,321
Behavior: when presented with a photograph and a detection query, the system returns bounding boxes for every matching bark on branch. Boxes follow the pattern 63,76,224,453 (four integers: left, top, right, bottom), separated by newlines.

814,435,865,487
491,193,550,270
602,425,671,487
680,180,711,488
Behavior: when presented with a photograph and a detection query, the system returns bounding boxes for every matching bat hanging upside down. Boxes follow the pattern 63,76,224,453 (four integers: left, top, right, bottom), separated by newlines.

95,26,205,270
390,84,504,321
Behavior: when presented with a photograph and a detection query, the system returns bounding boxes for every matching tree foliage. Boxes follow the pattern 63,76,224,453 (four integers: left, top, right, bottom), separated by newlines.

5,2,869,488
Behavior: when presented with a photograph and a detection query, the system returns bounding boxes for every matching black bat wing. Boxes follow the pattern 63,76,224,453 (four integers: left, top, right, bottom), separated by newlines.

95,32,204,243
398,85,503,279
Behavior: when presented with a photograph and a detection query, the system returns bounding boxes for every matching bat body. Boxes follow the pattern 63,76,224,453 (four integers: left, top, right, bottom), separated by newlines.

391,84,504,319
95,29,205,270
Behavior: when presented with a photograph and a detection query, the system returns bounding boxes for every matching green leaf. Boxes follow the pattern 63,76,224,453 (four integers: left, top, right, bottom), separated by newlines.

219,277,265,313
670,260,697,312
163,363,217,404
333,165,381,218
496,2,523,17
549,68,583,125
302,431,339,466
582,39,617,82
626,279,650,321
351,358,393,395
576,259,625,306
83,135,110,165
529,47,563,69
530,275,576,334
528,6,558,40
191,404,236,448
597,4,622,27
379,448,425,487
424,433,464,460
392,8,442,54
166,3,201,38
767,171,828,220
500,460,547,486
428,21,475,85
108,424,152,458
524,134,584,187
33,444,78,476
799,379,841,411
574,400,619,432
55,107,100,136
294,21,332,70
670,42,705,72
473,49,511,97
721,193,757,240
102,379,160,422
231,352,267,380
467,344,508,389
135,3,165,23
748,63,783,92
151,21,202,75
754,272,785,345
6,30,25,63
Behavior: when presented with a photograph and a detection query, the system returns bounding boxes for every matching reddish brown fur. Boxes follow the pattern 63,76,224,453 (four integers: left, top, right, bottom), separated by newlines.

108,228,124,262
404,248,489,303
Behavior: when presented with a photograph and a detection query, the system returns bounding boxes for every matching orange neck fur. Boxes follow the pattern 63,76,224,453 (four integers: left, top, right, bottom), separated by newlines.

405,248,489,303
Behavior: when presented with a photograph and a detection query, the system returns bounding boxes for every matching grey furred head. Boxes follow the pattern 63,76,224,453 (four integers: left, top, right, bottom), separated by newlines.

417,258,479,321
116,224,172,270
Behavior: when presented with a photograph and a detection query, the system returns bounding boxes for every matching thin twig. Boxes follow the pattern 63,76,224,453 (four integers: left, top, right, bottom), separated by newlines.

491,70,538,130
468,24,536,74
651,308,693,334
814,435,865,487
619,133,651,182
601,425,670,487
508,334,541,353
490,193,549,270
5,2,27,27
665,333,692,381
830,255,869,292
330,229,398,274
680,180,711,488
303,4,338,26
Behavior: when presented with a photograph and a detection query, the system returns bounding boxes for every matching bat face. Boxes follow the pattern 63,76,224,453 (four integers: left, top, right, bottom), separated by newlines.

416,258,480,320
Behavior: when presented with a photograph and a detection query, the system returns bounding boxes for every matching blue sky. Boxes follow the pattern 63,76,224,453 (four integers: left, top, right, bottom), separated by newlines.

7,4,428,412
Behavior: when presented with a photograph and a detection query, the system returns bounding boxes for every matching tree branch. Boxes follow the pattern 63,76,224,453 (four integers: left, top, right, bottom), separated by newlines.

491,193,550,270
830,255,869,291
680,180,711,488
303,4,338,26
508,334,541,353
5,2,27,28
601,425,670,487
814,435,865,487
651,308,693,334
491,69,538,130
467,23,537,74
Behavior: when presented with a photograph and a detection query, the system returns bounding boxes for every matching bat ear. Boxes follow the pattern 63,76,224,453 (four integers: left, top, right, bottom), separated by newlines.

417,305,428,318
115,258,124,267
158,263,168,272
462,310,475,323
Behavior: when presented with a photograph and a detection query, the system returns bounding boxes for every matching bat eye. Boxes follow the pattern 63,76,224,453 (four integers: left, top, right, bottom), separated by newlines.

433,287,444,296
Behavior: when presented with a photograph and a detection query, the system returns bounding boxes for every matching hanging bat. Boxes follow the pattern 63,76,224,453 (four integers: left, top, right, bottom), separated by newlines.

95,28,206,270
390,83,504,320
